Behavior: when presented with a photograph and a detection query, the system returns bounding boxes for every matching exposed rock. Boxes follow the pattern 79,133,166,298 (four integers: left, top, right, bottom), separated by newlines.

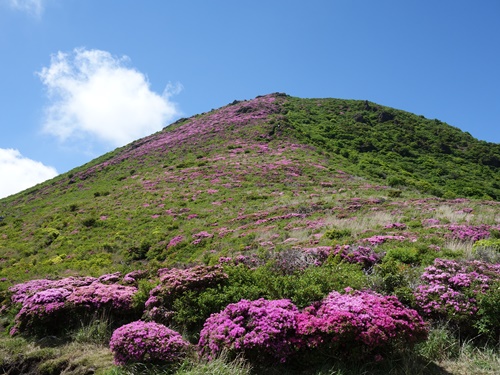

378,111,395,123
353,113,366,123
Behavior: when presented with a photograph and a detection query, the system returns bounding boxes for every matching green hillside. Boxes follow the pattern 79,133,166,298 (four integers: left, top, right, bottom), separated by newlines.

1,93,499,285
1,93,500,374
283,96,500,199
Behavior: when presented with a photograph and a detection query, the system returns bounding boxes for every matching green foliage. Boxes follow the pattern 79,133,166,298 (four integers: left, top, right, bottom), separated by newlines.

388,190,403,198
175,352,251,375
284,97,500,200
323,228,352,240
132,279,158,311
475,281,500,340
72,313,113,345
417,325,460,361
384,247,420,265
167,261,368,336
473,239,500,253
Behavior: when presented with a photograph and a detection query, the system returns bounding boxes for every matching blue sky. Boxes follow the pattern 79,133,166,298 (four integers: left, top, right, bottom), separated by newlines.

0,0,499,198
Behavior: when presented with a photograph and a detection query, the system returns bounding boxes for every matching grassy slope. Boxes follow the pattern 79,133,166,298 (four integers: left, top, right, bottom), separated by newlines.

2,93,499,286
1,93,500,374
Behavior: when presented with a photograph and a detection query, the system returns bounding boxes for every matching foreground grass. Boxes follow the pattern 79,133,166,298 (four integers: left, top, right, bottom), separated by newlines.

2,332,500,375
0,335,114,375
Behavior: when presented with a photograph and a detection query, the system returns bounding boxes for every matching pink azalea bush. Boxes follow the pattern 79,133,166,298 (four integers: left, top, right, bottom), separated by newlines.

362,235,406,246
110,321,189,365
9,276,137,336
414,258,500,323
331,245,383,269
297,289,428,358
167,235,184,249
384,222,407,230
198,298,300,363
446,224,492,242
198,292,427,363
145,265,228,323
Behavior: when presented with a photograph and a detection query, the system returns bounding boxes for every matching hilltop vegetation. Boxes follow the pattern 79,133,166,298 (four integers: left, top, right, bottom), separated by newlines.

284,96,500,199
1,93,500,374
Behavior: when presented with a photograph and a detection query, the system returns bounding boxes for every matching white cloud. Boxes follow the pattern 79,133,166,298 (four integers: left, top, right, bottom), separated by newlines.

38,48,181,148
0,148,58,199
6,0,44,17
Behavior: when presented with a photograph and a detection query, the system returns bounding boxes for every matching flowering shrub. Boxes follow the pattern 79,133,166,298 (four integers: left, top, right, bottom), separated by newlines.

361,235,405,246
414,259,500,326
9,276,138,336
145,265,228,324
331,245,382,269
191,231,213,245
447,224,492,242
198,298,300,363
167,235,184,249
296,289,427,358
122,270,148,285
384,222,407,230
110,321,189,365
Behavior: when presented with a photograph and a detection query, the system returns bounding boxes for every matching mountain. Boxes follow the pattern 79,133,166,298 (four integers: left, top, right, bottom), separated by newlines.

0,93,499,285
2,93,500,374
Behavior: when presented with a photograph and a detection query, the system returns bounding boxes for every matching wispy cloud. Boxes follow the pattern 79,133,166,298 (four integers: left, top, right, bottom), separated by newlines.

38,48,182,149
6,0,45,17
0,148,58,199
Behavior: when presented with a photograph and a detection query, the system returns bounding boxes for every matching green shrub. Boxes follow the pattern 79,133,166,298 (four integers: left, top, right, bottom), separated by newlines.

323,228,351,240
384,247,419,265
81,217,98,228
264,259,368,308
473,239,500,253
374,259,421,296
475,281,500,340
388,190,403,198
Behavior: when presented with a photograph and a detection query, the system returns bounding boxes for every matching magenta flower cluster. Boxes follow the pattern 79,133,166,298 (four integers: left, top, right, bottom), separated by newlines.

331,245,383,269
199,298,300,363
198,291,427,363
145,265,228,322
110,321,189,365
167,235,184,249
191,231,213,245
297,289,427,355
361,235,406,246
384,222,407,230
9,276,137,335
446,224,492,242
414,258,500,319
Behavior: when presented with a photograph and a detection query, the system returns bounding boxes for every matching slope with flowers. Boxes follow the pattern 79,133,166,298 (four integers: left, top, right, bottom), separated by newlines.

1,93,500,374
